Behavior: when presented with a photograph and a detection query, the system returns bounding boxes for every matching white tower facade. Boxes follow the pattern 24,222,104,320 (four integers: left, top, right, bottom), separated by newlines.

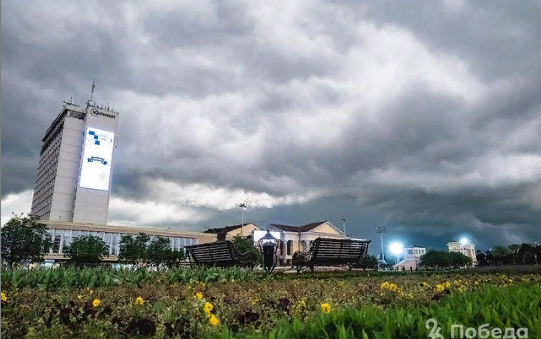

31,100,119,224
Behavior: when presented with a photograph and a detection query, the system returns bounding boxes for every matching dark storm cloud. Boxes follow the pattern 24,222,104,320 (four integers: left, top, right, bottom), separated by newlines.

1,0,539,246
354,0,541,81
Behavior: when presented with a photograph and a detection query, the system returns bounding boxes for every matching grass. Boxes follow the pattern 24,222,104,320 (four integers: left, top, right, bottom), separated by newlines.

1,268,539,338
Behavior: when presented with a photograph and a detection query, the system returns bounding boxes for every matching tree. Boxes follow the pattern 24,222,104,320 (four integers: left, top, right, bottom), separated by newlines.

231,234,262,264
119,233,150,266
419,250,451,269
476,250,488,266
164,249,186,269
508,244,520,264
1,215,53,267
491,246,512,265
63,235,109,266
449,251,472,268
147,236,172,268
518,243,535,265
216,231,226,241
360,254,378,271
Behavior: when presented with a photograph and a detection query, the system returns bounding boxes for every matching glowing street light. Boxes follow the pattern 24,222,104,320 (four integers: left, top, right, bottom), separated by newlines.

389,241,404,255
389,241,404,267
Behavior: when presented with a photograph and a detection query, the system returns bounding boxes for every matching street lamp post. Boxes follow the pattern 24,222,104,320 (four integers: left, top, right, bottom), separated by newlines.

375,223,386,263
258,231,278,273
239,202,247,236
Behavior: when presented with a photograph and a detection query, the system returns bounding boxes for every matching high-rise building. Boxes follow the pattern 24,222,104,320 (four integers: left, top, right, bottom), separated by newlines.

30,96,119,225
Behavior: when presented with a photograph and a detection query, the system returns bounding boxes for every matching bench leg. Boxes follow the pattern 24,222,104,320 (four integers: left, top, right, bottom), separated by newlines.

309,264,315,273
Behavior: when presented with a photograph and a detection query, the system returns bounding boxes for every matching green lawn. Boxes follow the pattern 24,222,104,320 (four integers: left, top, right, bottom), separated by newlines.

1,267,539,338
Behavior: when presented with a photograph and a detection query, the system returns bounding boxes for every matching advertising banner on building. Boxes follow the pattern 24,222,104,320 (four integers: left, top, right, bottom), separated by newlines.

79,127,115,191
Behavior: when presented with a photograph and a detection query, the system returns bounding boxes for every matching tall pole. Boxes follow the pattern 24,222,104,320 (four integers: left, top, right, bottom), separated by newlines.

375,222,386,262
239,202,247,236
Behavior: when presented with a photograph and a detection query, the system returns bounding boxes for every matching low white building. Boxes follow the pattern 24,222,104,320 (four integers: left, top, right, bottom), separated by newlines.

448,241,477,266
394,246,426,270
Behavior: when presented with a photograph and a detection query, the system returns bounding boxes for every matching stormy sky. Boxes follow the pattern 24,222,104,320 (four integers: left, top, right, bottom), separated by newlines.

1,0,539,252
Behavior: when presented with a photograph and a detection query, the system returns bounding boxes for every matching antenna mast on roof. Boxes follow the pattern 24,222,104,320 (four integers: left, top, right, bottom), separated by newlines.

90,78,96,102
86,79,96,109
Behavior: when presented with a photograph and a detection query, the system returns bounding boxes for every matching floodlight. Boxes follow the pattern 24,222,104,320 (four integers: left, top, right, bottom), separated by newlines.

389,241,404,255
460,237,469,245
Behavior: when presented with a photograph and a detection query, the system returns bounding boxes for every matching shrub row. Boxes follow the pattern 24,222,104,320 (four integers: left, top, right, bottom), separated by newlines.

3,264,540,291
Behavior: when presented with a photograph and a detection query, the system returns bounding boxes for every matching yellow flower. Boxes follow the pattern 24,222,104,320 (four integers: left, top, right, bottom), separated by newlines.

444,281,451,289
457,288,463,293
209,314,220,326
389,284,398,292
321,303,331,314
78,295,82,299
453,280,459,285
90,290,93,295
1,292,7,302
436,284,445,293
380,282,390,290
195,292,203,300
135,297,145,305
204,302,213,313
92,299,101,307
474,281,479,285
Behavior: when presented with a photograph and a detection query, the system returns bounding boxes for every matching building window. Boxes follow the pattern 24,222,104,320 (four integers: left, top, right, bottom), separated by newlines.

287,240,293,256
408,249,413,254
104,233,112,254
63,232,71,252
301,241,307,251
52,231,61,254
175,238,181,251
279,240,284,255
111,234,119,256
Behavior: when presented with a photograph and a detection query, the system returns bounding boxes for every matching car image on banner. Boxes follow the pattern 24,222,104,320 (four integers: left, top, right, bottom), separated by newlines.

79,127,115,191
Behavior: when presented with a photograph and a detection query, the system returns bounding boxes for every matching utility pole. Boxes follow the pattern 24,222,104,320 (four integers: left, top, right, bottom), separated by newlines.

239,202,247,236
375,222,386,262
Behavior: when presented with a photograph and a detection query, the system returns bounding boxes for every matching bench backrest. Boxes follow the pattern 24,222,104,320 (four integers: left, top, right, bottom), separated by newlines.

311,238,370,264
186,241,238,267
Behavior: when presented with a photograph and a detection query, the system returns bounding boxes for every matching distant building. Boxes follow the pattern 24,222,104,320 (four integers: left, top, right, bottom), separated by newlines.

203,223,261,240
266,221,352,265
36,220,217,266
394,246,426,270
448,241,477,266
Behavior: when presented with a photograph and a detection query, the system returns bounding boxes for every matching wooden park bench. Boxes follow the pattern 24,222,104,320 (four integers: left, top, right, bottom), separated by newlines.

292,237,371,273
185,241,258,268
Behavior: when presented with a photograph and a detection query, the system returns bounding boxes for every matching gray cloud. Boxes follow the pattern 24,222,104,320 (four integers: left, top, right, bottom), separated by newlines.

1,0,539,249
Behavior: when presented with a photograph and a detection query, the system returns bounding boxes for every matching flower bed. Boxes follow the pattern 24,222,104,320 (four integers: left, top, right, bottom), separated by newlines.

1,270,539,338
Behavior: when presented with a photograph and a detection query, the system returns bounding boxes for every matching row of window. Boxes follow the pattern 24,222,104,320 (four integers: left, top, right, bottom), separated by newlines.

32,126,63,215
46,229,198,256
407,249,426,255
